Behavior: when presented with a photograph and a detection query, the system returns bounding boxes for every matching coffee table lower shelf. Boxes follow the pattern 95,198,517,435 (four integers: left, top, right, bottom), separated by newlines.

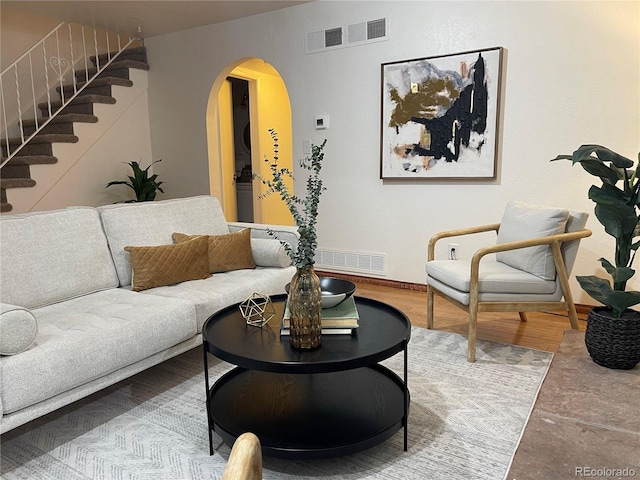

208,365,408,459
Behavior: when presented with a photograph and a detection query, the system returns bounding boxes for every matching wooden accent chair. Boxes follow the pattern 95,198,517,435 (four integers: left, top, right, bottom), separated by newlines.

426,201,592,362
222,432,263,480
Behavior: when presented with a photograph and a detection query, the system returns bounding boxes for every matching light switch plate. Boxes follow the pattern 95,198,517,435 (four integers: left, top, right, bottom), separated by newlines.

303,139,312,154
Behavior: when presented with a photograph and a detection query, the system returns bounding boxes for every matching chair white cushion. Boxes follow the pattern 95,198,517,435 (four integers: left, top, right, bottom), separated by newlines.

427,259,558,295
496,201,569,280
427,274,562,306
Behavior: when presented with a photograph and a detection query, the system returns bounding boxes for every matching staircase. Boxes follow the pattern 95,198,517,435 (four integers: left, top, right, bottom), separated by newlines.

0,46,149,213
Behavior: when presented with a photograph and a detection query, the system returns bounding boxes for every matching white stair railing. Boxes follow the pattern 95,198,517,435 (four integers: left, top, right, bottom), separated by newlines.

0,22,141,168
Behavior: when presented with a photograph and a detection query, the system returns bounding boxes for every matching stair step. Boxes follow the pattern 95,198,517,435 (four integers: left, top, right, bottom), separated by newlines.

0,178,36,189
22,114,98,127
1,203,13,213
58,77,133,96
75,60,149,81
39,94,116,111
3,134,79,147
2,164,31,178
1,155,58,166
91,46,147,65
23,114,98,136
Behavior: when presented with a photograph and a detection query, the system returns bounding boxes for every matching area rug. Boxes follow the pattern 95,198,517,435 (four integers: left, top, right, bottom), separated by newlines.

0,328,552,480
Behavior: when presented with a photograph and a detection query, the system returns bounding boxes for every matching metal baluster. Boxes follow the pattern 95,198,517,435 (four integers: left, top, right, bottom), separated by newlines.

13,64,23,150
28,52,38,132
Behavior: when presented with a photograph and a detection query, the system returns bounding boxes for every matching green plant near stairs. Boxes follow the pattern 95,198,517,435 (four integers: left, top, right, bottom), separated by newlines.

106,159,165,202
0,46,150,213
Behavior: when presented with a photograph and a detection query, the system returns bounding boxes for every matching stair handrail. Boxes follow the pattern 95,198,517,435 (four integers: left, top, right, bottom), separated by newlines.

0,22,140,169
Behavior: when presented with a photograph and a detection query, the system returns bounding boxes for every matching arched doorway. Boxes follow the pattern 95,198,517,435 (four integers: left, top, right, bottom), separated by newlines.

206,58,294,225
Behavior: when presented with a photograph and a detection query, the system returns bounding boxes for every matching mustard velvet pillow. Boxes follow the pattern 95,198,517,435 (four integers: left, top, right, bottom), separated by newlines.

124,236,210,292
172,228,256,273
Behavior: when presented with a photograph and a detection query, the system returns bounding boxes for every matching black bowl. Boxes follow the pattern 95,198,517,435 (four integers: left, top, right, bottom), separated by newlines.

285,277,356,308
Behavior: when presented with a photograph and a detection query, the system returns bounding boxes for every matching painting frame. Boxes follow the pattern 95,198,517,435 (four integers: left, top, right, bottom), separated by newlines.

380,47,504,180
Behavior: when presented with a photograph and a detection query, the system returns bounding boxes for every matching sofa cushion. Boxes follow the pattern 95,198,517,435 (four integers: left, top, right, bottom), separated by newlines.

0,303,38,355
250,238,292,268
125,236,210,291
173,229,256,273
98,196,230,286
0,289,197,414
140,266,296,328
0,207,119,308
496,201,570,280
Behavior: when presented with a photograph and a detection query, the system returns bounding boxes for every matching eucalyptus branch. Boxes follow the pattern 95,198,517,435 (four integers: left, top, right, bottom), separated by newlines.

253,129,327,268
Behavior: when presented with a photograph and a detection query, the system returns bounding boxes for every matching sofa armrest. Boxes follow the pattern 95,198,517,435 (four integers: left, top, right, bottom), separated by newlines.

228,222,299,252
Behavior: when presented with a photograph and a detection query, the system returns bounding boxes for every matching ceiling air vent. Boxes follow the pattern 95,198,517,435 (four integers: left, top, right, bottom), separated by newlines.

306,26,344,53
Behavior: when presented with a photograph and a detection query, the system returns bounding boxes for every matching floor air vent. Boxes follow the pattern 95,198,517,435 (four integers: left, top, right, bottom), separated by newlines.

315,248,387,276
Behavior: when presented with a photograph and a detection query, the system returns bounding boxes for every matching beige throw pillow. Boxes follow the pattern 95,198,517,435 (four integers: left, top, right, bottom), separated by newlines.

173,228,256,273
124,236,210,292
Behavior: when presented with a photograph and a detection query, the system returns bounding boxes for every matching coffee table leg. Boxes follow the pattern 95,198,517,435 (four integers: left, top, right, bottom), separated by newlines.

404,339,409,452
203,341,213,455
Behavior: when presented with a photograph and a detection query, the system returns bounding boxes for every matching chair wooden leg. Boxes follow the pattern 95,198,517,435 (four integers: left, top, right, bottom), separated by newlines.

467,309,477,363
222,432,263,480
427,287,434,329
567,302,579,330
519,312,528,322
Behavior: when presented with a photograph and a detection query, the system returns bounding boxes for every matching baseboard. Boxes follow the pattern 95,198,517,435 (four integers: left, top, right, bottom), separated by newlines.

315,270,594,313
314,270,428,292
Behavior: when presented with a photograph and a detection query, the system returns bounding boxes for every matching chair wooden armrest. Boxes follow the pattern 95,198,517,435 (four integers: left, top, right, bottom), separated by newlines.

470,229,592,263
221,432,263,480
428,223,500,261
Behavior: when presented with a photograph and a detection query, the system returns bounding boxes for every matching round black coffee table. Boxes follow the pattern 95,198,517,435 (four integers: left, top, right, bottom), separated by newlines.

202,294,411,459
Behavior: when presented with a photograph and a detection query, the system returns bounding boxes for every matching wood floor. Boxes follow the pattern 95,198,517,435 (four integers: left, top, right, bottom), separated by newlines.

352,282,588,353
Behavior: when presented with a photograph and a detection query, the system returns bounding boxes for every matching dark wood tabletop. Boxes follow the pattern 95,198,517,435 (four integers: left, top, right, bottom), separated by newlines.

202,294,412,374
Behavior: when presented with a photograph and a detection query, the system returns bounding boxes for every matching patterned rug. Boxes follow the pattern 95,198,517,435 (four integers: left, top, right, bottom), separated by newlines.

0,328,552,480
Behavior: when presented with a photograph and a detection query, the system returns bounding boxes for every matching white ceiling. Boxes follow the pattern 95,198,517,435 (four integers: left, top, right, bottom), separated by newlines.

2,1,313,38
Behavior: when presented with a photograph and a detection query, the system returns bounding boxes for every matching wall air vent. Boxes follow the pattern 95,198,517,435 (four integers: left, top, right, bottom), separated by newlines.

306,26,344,53
306,18,387,54
347,18,387,46
314,248,387,276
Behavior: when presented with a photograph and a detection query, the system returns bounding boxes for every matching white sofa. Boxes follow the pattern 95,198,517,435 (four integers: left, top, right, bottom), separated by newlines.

0,195,297,433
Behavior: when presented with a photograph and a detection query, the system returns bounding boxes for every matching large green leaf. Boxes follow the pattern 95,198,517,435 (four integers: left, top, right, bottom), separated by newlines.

608,290,640,317
576,275,612,305
598,258,635,283
572,144,634,169
579,158,621,184
594,203,637,240
588,183,632,207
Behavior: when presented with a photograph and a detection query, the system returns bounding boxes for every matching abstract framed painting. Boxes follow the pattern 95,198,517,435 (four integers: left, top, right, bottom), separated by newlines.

380,47,504,179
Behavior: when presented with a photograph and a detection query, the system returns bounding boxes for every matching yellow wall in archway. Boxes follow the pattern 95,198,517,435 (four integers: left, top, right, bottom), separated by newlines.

206,58,294,226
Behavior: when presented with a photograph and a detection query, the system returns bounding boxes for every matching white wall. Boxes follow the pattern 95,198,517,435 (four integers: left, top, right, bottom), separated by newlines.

146,1,640,303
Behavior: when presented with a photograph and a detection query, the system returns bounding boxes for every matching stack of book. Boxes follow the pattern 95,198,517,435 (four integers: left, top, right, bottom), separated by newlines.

281,296,359,336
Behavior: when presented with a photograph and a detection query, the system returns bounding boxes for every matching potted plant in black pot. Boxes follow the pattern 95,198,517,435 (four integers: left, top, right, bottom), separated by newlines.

552,144,640,369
